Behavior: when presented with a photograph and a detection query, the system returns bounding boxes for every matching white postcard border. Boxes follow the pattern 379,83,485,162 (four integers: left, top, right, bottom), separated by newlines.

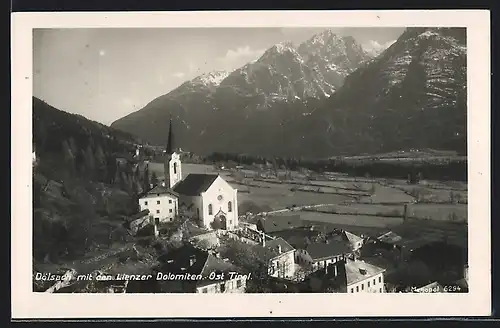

11,10,491,318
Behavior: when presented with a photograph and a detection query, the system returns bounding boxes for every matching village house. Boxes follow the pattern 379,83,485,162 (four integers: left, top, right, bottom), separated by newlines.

345,258,386,293
138,185,179,223
156,244,247,293
160,118,239,231
256,215,305,234
341,230,365,252
295,240,352,273
264,237,296,279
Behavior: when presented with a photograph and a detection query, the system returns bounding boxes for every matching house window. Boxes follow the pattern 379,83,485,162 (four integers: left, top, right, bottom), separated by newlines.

373,279,376,285
208,204,213,215
228,201,232,212
220,283,225,293
379,288,382,293
350,288,354,293
156,210,160,214
170,217,173,222
237,279,242,288
202,288,207,293
229,220,232,226
379,276,382,283
157,200,160,205
144,201,148,206
169,199,172,204
169,209,173,213
155,218,160,225
368,281,370,288
173,162,177,174
356,286,359,292
361,283,364,291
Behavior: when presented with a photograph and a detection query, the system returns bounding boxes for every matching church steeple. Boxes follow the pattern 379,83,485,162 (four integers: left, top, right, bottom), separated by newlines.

164,114,182,189
166,115,176,155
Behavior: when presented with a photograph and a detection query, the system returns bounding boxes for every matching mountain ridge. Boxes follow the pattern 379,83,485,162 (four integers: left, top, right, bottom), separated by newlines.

111,27,467,158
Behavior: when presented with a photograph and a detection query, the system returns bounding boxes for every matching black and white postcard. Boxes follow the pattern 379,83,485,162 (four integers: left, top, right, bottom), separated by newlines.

11,10,491,318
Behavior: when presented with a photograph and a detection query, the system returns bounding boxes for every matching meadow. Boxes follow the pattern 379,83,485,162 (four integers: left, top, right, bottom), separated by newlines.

148,162,468,227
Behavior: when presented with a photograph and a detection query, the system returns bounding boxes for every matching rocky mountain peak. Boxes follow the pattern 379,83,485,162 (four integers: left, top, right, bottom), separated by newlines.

191,70,230,87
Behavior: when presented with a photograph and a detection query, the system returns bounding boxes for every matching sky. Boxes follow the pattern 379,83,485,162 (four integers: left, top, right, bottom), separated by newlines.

33,27,405,125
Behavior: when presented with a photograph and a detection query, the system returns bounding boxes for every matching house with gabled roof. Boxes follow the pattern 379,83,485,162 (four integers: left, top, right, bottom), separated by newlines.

155,244,247,293
295,239,353,273
264,237,296,279
138,185,179,223
160,117,239,230
256,215,305,234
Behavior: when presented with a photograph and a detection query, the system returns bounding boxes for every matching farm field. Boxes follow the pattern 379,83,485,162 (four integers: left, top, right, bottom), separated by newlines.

358,184,416,204
288,211,404,228
393,184,468,203
313,204,405,216
148,162,467,225
311,203,467,222
236,187,353,211
407,204,467,222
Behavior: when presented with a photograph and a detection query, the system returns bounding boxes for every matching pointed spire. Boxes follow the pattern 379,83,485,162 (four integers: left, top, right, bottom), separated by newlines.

166,114,175,155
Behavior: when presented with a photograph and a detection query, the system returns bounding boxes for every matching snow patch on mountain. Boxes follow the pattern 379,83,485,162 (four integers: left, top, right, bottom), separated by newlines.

362,40,396,57
191,70,230,87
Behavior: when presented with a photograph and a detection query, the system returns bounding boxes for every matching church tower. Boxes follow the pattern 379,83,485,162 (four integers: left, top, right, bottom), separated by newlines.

164,116,182,188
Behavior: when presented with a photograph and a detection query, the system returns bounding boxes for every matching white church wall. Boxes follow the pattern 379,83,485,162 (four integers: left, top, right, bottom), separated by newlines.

201,176,238,230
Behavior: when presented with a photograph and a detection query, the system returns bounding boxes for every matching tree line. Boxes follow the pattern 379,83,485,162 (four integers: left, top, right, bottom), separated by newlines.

206,152,467,182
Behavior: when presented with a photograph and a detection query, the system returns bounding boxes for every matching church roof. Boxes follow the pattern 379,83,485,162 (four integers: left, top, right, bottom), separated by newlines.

166,116,176,155
173,174,219,196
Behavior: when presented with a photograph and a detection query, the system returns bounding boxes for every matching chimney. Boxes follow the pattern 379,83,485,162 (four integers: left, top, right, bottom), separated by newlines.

261,232,266,247
277,245,282,254
189,255,196,267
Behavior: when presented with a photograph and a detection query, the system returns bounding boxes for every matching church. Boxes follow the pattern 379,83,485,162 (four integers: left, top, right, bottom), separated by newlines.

160,118,239,231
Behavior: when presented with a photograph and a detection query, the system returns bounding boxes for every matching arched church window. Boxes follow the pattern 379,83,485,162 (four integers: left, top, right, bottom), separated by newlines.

173,162,177,174
208,204,213,215
228,201,232,212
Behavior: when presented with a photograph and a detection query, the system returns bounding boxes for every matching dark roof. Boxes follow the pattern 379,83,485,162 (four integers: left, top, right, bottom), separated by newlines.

283,235,312,250
305,241,352,261
173,174,219,196
166,117,177,155
140,185,179,198
345,259,386,285
158,244,242,288
257,215,304,233
265,237,295,258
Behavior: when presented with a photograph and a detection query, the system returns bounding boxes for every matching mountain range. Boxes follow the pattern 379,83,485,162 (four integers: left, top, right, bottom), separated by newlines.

110,27,467,159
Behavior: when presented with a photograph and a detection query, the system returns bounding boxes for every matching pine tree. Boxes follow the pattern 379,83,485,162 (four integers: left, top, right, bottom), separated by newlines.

94,143,107,182
150,171,158,187
84,143,96,179
62,139,75,174
69,137,79,156
143,166,150,191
